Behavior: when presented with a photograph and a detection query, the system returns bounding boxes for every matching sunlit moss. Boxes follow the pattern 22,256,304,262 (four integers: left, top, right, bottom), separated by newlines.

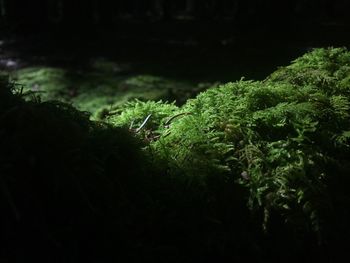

267,47,350,95
11,67,198,118
11,67,69,101
2,48,350,261
108,48,350,240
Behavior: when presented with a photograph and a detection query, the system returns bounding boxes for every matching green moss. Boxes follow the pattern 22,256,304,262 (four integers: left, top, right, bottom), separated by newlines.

108,48,350,240
267,47,350,95
11,67,199,119
3,48,350,261
11,67,69,101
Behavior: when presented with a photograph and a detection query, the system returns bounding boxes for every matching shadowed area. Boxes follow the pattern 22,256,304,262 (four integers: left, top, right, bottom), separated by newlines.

1,1,350,263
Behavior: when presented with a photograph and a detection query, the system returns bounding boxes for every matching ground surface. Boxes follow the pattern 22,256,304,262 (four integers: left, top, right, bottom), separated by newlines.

1,22,350,116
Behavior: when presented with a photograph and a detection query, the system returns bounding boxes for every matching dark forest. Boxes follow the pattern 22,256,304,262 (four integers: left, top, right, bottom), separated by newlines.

1,1,350,263
1,0,349,30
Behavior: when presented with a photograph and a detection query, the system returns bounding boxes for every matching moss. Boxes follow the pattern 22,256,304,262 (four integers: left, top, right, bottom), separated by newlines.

108,48,350,243
267,47,350,95
11,67,70,101
3,48,350,262
0,78,259,262
11,67,199,119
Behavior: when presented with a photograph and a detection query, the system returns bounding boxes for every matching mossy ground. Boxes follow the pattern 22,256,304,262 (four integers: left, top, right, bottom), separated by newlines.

1,48,350,262
9,59,210,119
107,47,350,258
3,38,308,121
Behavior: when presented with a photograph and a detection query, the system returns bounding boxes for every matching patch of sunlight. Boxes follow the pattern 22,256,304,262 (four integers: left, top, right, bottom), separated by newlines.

10,66,200,118
11,67,69,101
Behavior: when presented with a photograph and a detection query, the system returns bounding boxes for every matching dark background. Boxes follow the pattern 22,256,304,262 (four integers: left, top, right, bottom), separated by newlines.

1,0,350,85
1,2,350,262
1,0,349,33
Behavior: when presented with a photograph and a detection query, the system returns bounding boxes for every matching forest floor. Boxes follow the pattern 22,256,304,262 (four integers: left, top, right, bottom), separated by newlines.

1,21,350,263
1,21,349,117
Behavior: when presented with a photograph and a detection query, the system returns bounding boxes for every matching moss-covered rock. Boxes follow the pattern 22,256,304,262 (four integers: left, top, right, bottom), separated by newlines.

108,48,350,247
0,77,154,261
2,48,350,262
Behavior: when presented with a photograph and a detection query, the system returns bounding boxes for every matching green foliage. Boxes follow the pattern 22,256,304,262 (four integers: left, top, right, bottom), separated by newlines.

106,100,178,139
3,48,350,262
11,67,197,119
11,67,70,101
267,47,350,95
108,48,350,241
0,77,263,262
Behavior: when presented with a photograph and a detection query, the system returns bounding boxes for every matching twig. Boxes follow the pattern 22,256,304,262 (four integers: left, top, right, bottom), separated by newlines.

129,120,135,130
165,112,191,126
135,114,152,133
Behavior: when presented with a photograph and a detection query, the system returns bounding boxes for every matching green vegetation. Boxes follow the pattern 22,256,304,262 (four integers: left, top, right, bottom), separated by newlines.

1,48,350,262
107,47,350,242
11,62,201,119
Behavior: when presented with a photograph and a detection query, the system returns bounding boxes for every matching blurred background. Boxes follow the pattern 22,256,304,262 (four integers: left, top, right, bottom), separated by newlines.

1,0,350,115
